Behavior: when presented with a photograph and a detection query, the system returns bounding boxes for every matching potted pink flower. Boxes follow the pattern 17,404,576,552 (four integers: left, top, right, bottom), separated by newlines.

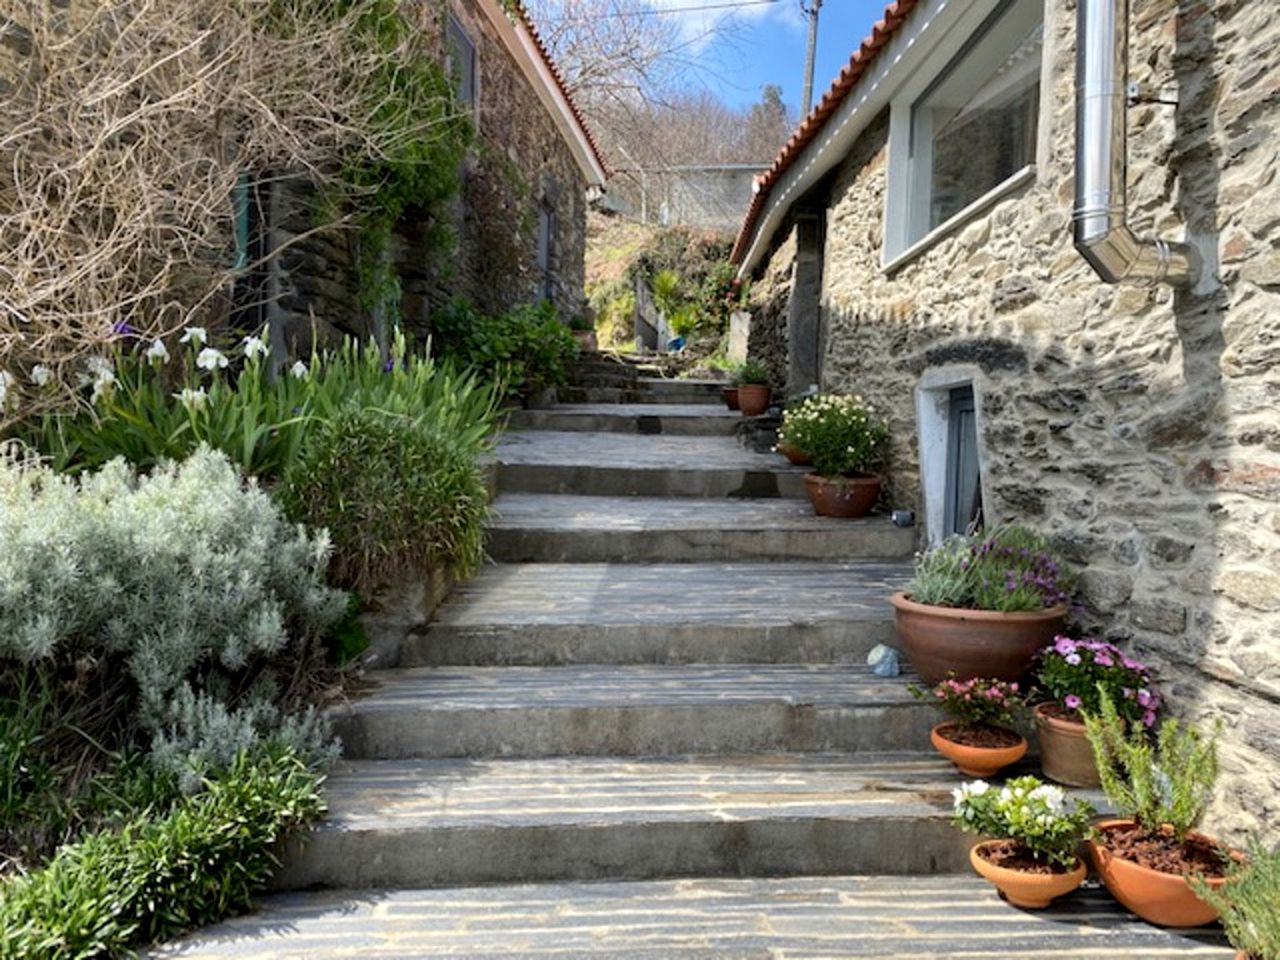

1034,635,1161,787
912,676,1028,777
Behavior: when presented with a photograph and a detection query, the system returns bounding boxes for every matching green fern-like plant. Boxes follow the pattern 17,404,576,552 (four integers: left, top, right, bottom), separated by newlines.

1193,838,1280,960
1083,691,1220,842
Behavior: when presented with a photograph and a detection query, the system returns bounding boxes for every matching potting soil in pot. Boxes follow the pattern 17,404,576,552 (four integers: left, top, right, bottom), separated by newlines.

977,840,1071,875
936,725,1023,748
1101,824,1230,878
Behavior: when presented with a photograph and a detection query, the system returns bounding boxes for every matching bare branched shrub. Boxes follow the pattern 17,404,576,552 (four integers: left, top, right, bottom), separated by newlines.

0,0,459,425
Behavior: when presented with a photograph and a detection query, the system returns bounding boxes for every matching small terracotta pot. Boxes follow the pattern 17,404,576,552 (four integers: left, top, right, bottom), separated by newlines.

737,383,771,416
722,386,740,410
889,592,1067,685
1034,702,1101,788
777,442,812,466
930,723,1028,777
970,841,1087,909
804,473,881,519
1087,819,1232,927
572,329,597,351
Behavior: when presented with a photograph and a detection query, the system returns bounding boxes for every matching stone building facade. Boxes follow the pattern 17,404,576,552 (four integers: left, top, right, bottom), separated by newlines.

734,0,1279,839
258,0,606,355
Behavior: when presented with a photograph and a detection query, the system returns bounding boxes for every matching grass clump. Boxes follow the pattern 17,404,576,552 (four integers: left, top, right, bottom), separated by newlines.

280,406,491,595
0,745,324,960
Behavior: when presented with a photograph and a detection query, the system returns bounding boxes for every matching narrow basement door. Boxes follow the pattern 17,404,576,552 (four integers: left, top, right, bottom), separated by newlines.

944,385,984,536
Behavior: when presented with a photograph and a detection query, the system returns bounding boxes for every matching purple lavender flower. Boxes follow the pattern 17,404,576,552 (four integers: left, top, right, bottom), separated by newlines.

383,357,396,373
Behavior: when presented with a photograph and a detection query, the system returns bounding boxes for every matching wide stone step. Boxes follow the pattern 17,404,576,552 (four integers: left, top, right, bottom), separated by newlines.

275,754,974,890
153,877,1234,959
334,665,933,760
406,561,911,666
493,431,808,498
636,376,725,401
506,403,742,436
487,494,916,563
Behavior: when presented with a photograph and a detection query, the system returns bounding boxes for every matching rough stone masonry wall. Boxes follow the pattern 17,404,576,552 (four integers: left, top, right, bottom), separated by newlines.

268,0,590,351
763,0,1279,839
746,224,797,393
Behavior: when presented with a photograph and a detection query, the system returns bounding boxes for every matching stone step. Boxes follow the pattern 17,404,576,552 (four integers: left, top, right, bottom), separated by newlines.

275,754,974,890
487,494,916,563
334,664,933,760
557,386,724,405
406,561,911,666
636,376,725,401
506,403,743,436
493,431,808,498
153,877,1234,959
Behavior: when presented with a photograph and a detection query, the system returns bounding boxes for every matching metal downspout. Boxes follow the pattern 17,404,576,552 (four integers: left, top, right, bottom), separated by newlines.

1072,0,1200,287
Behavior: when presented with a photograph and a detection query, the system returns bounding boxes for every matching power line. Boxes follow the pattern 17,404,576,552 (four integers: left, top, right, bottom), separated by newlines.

540,0,782,23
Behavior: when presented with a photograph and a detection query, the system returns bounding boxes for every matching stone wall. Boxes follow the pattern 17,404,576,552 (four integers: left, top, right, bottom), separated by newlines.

749,0,1280,840
745,224,796,393
268,0,590,352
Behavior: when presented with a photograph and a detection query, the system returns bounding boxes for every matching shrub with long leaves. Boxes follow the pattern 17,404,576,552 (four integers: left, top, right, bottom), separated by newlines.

1083,692,1220,842
0,745,324,960
907,524,1075,613
1193,837,1280,960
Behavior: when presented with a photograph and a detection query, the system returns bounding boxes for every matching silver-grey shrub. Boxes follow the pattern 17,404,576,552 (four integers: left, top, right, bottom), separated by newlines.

0,444,347,787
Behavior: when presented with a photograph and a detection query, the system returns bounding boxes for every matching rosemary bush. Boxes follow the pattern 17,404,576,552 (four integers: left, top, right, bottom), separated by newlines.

279,406,491,595
907,524,1074,612
1083,693,1220,842
952,775,1095,868
1194,838,1280,960
777,394,888,478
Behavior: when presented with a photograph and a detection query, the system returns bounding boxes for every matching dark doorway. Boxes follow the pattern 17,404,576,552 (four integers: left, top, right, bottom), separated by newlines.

945,385,984,535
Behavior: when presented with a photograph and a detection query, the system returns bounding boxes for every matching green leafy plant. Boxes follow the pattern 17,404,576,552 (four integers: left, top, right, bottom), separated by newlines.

568,314,594,333
1037,636,1161,727
0,445,346,793
952,775,1095,869
0,745,324,960
906,524,1075,613
733,359,771,387
650,268,682,317
433,298,578,398
910,676,1025,730
1193,837,1280,960
280,406,490,595
1083,692,1220,842
777,393,887,478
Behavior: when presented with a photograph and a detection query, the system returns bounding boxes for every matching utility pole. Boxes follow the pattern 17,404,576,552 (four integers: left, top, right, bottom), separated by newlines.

800,0,822,116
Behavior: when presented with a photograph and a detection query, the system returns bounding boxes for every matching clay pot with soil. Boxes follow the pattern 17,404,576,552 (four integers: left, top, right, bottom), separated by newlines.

1034,702,1100,787
970,840,1088,909
722,386,740,410
803,472,881,519
737,383,771,416
777,442,812,466
913,676,1027,777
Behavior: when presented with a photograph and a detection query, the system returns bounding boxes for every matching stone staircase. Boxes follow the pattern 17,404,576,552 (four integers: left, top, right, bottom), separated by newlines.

155,370,1233,958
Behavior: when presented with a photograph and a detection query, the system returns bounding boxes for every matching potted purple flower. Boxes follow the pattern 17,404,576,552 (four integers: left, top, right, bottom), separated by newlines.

911,676,1028,777
890,525,1074,683
1034,635,1161,788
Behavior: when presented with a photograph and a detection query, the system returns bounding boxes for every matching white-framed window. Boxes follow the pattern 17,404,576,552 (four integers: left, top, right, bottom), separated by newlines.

884,0,1044,266
446,13,477,109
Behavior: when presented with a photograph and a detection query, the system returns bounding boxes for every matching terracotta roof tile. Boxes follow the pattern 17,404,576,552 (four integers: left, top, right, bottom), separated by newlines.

730,0,920,265
507,1,611,179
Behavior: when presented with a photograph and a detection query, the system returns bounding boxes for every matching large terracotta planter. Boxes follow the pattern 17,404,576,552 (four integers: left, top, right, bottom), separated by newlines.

737,383,771,416
889,592,1067,685
804,473,881,519
1035,702,1101,788
722,386,740,410
1087,819,1232,927
931,723,1027,777
970,841,1087,909
778,442,812,466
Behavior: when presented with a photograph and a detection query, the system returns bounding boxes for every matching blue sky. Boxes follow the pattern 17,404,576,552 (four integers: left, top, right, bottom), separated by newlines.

658,0,891,113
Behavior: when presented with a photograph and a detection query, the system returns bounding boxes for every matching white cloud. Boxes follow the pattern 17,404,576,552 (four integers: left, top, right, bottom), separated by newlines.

649,0,798,54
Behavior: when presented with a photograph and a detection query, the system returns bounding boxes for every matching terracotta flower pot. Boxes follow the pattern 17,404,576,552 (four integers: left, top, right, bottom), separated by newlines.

804,473,881,519
970,841,1087,909
889,592,1067,685
1087,819,1232,927
778,442,812,466
722,386,740,410
1034,702,1101,788
737,383,771,416
930,723,1028,777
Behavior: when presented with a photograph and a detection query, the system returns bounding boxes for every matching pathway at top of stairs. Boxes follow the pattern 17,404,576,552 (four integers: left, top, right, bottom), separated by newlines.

158,364,1231,958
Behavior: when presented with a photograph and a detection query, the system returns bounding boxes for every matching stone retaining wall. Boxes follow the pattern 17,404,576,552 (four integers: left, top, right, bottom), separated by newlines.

748,0,1280,839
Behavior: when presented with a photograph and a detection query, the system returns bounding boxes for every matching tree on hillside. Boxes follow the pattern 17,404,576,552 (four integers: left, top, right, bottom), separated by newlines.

743,84,792,162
